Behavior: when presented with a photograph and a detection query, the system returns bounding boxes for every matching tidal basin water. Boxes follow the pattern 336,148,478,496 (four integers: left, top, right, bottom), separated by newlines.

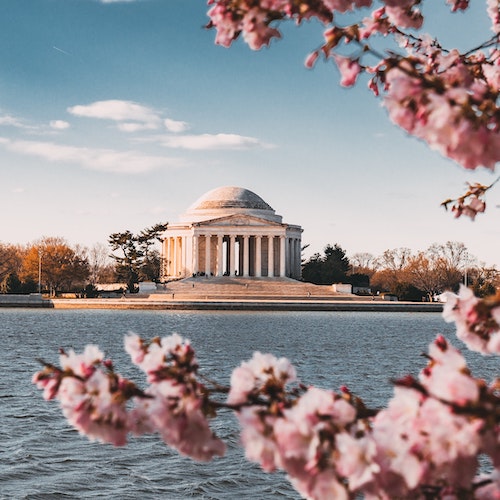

1,309,499,499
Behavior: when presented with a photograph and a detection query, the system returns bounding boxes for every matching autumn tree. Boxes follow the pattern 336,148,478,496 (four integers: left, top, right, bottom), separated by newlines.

349,252,377,277
87,243,115,285
371,248,414,297
20,237,90,296
469,264,499,297
428,241,471,290
406,252,447,301
371,242,477,300
0,243,25,292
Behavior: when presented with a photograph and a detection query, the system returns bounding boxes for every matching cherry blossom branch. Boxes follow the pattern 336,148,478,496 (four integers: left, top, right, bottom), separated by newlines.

207,0,500,205
33,319,500,499
441,177,500,220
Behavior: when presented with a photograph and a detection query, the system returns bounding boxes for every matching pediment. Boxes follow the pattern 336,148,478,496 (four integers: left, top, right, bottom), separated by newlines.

194,214,283,228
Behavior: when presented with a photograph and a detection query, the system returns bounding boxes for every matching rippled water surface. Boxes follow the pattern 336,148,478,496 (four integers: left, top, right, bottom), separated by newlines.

1,309,498,499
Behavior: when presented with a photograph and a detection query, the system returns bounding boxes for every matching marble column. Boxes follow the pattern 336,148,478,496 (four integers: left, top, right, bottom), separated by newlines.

255,235,262,278
243,235,250,277
192,235,199,276
166,237,171,277
296,238,301,278
290,238,296,278
205,234,211,276
280,236,286,277
268,236,274,277
229,235,236,276
181,236,186,276
217,234,224,276
172,236,178,276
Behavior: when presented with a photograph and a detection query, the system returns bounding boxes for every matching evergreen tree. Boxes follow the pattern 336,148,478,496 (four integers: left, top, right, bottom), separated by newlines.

108,223,168,292
302,244,351,285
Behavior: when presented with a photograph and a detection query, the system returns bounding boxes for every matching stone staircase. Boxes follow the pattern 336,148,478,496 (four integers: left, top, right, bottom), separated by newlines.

148,277,366,301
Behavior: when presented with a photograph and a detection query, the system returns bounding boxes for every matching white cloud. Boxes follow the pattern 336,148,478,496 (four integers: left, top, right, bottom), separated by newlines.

164,118,189,133
0,137,184,174
50,120,70,130
154,133,267,150
117,122,158,132
0,113,68,134
68,100,161,130
0,114,38,131
0,115,24,127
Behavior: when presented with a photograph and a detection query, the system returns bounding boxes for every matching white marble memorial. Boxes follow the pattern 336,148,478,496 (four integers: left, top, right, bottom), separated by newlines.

160,186,303,281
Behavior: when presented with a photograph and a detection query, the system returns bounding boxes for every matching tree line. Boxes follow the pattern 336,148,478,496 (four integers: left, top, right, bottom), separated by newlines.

0,223,167,296
302,241,499,300
1,232,497,300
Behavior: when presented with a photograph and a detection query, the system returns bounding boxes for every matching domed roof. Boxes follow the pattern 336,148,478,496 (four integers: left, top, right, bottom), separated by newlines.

179,186,282,224
190,186,273,211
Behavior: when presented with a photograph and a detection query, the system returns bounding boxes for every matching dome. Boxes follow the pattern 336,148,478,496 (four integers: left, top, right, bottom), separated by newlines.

190,186,273,211
179,186,283,224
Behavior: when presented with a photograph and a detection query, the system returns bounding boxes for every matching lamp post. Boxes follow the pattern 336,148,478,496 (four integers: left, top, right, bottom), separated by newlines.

463,252,469,287
38,248,43,294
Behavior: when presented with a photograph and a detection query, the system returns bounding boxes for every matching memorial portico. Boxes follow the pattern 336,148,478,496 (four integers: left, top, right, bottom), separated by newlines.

160,187,302,281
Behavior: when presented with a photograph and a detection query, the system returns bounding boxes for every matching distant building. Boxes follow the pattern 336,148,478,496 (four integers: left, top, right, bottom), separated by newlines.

332,284,352,294
95,283,126,298
160,186,302,281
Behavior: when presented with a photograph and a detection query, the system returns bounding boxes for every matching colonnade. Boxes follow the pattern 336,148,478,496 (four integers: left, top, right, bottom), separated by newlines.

162,231,301,280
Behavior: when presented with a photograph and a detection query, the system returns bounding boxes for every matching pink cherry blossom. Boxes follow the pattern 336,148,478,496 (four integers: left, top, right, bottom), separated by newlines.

237,406,281,471
442,285,500,354
335,432,380,491
57,370,130,447
420,336,480,405
227,351,296,405
333,55,362,87
207,0,500,176
487,0,500,33
132,379,225,461
60,344,103,378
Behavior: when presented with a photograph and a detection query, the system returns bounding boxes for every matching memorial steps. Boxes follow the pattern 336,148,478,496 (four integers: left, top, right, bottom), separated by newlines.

148,277,360,302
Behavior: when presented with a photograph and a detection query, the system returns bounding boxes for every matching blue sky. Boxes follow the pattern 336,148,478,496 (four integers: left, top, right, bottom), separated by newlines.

1,0,499,267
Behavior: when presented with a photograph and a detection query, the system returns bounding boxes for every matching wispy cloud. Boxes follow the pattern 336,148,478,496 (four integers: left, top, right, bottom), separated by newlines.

67,99,192,136
0,137,184,174
52,46,72,56
68,100,162,130
50,120,70,130
0,113,69,133
117,122,158,132
0,114,33,129
150,133,270,150
65,99,270,151
165,118,189,133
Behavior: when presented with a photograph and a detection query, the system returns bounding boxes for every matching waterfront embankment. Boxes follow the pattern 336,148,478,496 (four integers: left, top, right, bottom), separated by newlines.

47,297,442,312
0,294,52,308
0,277,443,312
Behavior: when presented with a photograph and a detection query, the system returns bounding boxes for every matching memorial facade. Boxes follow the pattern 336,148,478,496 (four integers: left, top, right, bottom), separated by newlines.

160,186,303,281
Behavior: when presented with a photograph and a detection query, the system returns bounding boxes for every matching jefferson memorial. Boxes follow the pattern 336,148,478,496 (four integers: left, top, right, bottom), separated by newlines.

160,186,303,281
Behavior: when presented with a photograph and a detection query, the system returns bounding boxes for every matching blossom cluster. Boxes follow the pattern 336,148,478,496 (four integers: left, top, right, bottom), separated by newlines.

441,181,492,220
34,301,500,499
32,345,137,446
206,0,500,215
443,284,500,355
33,334,225,460
124,333,225,460
228,337,500,499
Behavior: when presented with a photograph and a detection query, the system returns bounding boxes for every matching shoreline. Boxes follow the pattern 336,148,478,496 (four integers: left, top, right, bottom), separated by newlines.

0,295,443,312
